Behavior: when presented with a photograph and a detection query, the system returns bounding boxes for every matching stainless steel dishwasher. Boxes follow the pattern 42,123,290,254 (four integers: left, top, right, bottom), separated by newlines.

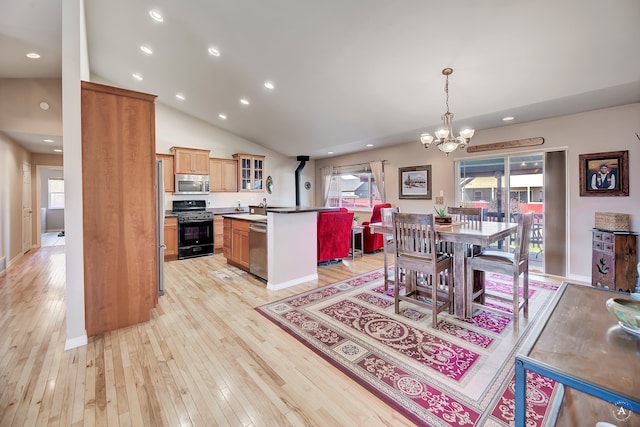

249,222,268,280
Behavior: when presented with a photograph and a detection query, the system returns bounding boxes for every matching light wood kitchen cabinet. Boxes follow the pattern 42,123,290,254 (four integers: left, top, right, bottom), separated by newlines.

209,158,238,192
233,153,265,192
81,81,157,337
214,216,224,253
171,147,210,174
223,217,232,259
156,153,175,192
224,218,250,271
164,217,178,260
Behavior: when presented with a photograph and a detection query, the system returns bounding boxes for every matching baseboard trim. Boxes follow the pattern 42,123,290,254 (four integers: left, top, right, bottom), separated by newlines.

64,333,88,350
267,273,318,291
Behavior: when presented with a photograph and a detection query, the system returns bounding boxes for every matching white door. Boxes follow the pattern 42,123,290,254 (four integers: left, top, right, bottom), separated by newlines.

22,162,32,253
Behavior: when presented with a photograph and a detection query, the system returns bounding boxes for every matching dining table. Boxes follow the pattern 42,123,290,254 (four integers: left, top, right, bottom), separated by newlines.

369,220,518,318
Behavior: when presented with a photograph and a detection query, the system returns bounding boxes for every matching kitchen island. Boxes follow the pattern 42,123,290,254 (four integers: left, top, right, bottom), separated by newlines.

223,206,336,290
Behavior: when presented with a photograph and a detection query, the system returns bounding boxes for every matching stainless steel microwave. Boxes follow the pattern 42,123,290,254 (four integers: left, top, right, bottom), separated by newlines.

174,174,210,194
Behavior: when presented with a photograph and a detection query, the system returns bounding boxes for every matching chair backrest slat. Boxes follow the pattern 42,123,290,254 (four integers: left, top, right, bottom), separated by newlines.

447,207,483,228
513,212,534,264
380,207,399,224
393,213,436,263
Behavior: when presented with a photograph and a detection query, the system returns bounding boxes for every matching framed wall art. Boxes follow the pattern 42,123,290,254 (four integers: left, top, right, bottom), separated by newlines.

399,165,432,199
579,150,629,197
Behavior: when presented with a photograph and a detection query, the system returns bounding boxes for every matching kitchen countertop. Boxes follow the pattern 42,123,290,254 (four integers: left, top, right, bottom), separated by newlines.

221,213,267,223
165,207,249,218
165,206,335,218
208,207,249,214
266,206,337,214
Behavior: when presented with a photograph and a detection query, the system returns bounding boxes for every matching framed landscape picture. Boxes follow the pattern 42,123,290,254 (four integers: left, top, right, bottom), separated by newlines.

579,150,629,197
399,165,432,199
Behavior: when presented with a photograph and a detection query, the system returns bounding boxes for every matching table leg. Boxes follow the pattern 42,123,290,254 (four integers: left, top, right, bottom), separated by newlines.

452,242,467,318
383,238,390,290
351,230,355,260
515,359,526,427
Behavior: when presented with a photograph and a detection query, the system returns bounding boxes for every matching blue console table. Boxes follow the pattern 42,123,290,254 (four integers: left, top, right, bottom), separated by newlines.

515,282,639,426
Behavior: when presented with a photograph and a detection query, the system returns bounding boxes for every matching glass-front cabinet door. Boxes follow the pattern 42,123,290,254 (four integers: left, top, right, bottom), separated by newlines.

233,153,265,191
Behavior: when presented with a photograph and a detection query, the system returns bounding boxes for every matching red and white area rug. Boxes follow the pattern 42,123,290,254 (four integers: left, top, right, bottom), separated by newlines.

256,269,561,426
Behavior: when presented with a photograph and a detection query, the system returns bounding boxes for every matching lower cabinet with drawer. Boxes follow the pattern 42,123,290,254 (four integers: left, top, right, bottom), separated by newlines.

164,217,178,261
214,216,224,253
223,217,250,271
591,229,637,291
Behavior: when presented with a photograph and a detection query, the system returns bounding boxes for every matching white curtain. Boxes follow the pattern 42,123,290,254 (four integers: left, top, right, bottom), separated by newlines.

321,165,333,206
369,160,385,203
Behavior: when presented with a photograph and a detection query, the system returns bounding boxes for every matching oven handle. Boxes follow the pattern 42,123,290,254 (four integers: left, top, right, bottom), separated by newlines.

179,218,214,224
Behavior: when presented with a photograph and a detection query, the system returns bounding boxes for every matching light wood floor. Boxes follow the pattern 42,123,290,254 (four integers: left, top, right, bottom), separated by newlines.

1,246,421,427
41,232,65,247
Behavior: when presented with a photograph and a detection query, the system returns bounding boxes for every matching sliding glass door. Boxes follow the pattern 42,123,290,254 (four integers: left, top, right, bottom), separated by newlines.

456,153,545,272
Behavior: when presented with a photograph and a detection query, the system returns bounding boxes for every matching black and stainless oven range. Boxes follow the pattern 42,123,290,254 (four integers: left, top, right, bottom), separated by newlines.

172,200,214,259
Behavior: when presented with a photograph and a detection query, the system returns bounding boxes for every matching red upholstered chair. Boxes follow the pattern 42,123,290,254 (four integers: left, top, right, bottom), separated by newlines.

362,203,392,253
317,208,355,263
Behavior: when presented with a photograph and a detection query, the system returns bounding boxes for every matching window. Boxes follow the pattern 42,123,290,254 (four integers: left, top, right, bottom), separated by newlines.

327,170,382,209
48,178,64,209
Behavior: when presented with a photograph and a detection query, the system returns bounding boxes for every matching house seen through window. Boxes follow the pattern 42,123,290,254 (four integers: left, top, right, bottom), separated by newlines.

327,171,381,209
48,178,65,209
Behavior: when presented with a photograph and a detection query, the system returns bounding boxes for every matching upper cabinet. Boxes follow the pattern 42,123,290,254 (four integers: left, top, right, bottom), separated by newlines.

156,153,175,192
171,147,210,175
209,158,238,192
233,153,265,192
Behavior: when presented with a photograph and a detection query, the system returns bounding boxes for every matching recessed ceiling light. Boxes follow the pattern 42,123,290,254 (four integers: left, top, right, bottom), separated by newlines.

240,98,250,106
176,93,185,100
502,116,515,121
132,73,143,81
39,101,50,110
140,45,153,55
208,47,221,57
54,149,63,153
218,113,227,120
366,144,373,147
263,81,275,90
328,151,334,155
149,10,163,22
43,138,54,143
26,52,40,59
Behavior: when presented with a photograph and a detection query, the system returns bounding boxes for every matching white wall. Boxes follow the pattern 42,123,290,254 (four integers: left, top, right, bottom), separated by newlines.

154,102,315,210
0,132,31,269
61,0,88,350
315,103,640,281
0,79,62,136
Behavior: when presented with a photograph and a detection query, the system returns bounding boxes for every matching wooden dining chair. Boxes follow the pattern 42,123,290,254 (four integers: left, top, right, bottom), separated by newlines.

465,211,534,331
483,211,507,248
447,206,483,227
392,212,453,328
446,206,483,256
380,207,399,290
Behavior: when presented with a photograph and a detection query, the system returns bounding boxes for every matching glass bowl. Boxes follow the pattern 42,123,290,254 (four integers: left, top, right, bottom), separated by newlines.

605,297,640,333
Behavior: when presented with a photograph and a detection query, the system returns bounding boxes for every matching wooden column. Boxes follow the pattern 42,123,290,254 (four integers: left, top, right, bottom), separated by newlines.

81,81,158,337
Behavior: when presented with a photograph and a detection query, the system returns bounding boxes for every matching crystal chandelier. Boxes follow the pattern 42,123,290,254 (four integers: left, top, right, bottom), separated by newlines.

420,68,474,155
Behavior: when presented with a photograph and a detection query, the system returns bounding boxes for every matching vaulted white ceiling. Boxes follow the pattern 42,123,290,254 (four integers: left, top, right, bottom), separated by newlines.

2,0,640,158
